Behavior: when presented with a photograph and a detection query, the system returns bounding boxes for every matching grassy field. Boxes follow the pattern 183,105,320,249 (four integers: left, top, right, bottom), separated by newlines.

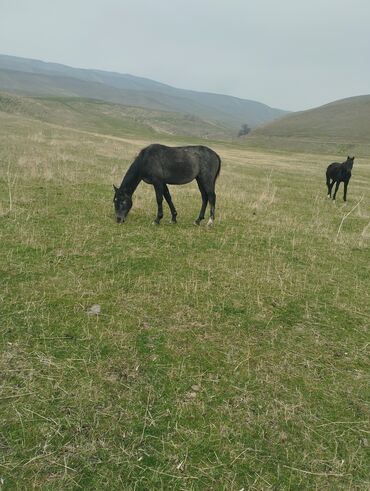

0,109,369,490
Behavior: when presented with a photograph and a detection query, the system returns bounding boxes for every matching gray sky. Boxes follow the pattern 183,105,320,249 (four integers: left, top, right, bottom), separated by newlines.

1,0,369,111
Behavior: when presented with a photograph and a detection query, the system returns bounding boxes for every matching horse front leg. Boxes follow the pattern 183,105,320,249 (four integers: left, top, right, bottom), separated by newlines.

163,184,177,223
153,183,164,224
343,181,348,202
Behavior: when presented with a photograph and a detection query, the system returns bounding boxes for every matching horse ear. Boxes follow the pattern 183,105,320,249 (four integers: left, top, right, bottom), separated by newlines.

113,184,118,192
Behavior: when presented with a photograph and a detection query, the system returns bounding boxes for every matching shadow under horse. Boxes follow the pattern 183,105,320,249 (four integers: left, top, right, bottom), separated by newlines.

113,144,221,225
326,156,355,201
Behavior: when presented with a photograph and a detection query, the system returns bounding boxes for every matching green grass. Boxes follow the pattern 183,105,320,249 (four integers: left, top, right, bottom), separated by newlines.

0,109,369,490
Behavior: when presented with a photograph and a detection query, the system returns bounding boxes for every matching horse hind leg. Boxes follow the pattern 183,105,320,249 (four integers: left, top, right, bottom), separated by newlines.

326,173,336,198
332,181,340,200
195,178,208,225
197,167,217,226
326,174,331,197
328,180,335,198
206,191,216,226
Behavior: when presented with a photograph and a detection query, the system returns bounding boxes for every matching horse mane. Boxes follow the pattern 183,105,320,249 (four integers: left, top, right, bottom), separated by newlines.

119,151,146,194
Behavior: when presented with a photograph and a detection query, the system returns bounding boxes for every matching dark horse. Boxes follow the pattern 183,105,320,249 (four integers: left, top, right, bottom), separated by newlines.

113,144,221,225
326,156,355,201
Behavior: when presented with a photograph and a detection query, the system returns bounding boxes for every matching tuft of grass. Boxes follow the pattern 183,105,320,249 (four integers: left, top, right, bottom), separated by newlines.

0,109,369,490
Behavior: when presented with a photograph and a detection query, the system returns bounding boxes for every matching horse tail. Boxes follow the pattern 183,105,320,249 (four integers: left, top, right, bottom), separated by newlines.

214,153,221,182
326,164,332,184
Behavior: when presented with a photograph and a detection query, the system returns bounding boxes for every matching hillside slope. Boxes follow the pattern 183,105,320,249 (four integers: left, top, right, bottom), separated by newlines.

252,95,370,141
245,95,370,155
0,92,232,140
0,54,288,129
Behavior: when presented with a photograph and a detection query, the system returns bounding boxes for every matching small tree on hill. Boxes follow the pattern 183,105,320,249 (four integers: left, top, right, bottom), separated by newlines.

237,123,251,137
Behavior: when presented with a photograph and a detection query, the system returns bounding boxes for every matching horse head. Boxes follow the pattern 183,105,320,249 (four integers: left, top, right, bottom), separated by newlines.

113,185,133,223
346,156,355,170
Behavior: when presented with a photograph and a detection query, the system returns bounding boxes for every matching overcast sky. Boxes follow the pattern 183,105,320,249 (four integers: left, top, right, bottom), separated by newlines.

1,0,369,111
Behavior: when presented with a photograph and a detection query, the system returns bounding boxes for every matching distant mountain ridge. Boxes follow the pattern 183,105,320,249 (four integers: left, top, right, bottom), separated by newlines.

0,53,288,129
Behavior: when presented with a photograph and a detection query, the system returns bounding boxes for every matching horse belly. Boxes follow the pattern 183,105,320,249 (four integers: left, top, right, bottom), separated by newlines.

164,160,198,185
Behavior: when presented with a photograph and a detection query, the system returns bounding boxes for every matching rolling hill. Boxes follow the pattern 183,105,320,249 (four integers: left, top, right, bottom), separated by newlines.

0,54,287,130
247,95,370,155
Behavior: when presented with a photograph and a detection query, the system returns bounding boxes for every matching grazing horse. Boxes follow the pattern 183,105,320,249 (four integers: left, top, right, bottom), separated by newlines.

326,156,355,201
113,144,221,225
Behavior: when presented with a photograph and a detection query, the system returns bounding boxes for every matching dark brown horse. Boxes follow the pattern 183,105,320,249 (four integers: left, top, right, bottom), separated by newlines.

326,156,355,201
113,144,221,225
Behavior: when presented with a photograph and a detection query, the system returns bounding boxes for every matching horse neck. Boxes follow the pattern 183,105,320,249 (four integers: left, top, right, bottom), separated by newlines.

119,162,142,196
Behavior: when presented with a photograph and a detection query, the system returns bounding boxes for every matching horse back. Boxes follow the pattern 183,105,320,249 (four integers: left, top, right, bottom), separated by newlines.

140,144,220,185
327,161,340,171
326,162,351,181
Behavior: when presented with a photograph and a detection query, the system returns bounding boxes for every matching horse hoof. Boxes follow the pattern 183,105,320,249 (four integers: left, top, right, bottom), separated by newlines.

152,221,160,226
207,218,214,227
194,220,200,226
